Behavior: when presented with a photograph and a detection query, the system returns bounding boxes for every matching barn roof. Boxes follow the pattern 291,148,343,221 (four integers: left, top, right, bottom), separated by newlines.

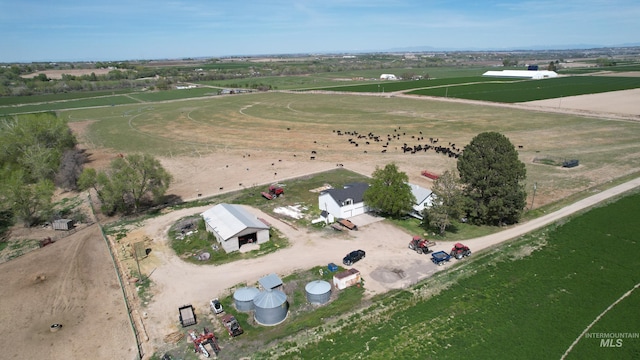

201,203,269,240
320,182,369,205
258,273,283,290
409,183,432,205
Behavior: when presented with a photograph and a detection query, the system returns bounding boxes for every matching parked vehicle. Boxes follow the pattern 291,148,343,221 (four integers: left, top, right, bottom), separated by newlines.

261,185,284,200
221,314,244,337
408,235,436,254
343,249,366,266
450,243,472,259
210,298,224,314
431,251,451,266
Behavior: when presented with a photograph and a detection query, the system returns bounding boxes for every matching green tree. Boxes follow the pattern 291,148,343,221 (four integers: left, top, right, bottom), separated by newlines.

423,170,465,235
3,170,54,227
457,132,527,226
86,154,172,215
363,163,415,218
0,113,76,182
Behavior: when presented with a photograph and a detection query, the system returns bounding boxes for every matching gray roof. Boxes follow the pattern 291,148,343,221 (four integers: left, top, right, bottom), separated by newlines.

305,280,331,295
234,287,260,302
201,203,269,240
321,182,369,205
253,289,287,308
409,183,433,204
259,273,283,290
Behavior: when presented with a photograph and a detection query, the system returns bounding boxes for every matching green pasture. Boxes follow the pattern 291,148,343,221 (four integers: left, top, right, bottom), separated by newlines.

0,94,141,116
197,67,498,90
0,89,134,106
408,75,640,102
126,87,221,102
261,190,640,359
307,76,520,93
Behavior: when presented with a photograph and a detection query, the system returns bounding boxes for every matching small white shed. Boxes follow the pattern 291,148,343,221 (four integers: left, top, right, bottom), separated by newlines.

333,268,361,290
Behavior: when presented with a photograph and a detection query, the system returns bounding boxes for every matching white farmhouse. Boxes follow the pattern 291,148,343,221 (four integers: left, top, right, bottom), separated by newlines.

201,203,270,253
318,182,370,220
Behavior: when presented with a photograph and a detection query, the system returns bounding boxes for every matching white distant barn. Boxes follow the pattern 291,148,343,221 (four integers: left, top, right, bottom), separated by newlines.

380,74,398,80
201,203,270,253
482,70,558,79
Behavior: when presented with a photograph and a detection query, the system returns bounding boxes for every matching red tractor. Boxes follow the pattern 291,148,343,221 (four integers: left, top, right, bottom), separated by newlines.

450,243,471,259
261,185,284,200
408,235,436,254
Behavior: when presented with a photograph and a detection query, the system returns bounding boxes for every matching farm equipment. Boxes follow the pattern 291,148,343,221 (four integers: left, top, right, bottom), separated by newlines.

261,185,284,200
221,314,244,337
431,251,451,266
421,170,440,180
210,298,224,314
408,235,436,254
189,328,220,357
450,243,472,259
179,304,197,327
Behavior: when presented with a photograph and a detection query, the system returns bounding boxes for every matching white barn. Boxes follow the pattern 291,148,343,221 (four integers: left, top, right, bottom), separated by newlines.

482,70,558,79
318,182,370,220
201,203,270,253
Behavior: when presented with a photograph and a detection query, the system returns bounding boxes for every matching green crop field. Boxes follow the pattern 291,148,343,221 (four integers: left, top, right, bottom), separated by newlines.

306,76,521,93
408,76,640,102
259,190,640,359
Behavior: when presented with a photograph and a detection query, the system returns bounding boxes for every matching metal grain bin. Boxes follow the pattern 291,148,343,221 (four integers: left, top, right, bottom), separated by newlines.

253,289,288,326
305,280,331,305
233,287,259,312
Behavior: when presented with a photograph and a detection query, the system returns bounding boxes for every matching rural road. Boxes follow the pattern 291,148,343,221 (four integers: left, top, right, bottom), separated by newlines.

136,176,640,355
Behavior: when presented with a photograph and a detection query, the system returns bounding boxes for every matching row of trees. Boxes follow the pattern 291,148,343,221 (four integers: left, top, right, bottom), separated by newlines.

364,132,527,234
0,113,172,231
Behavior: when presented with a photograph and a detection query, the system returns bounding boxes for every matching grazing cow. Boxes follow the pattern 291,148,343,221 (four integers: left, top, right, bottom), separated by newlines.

311,150,317,154
310,156,315,160
518,145,524,149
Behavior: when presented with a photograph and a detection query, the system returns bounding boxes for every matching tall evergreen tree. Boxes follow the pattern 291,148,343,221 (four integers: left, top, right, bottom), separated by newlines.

457,132,527,226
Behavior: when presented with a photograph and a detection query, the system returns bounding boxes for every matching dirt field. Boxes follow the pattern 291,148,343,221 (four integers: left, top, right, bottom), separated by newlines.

22,68,114,80
0,223,138,360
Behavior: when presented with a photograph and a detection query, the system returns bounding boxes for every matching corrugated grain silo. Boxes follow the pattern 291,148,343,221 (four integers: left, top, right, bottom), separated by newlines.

233,287,259,312
253,289,288,326
305,280,331,305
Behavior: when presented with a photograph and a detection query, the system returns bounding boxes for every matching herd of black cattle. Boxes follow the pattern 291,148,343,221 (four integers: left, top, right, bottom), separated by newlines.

329,126,464,158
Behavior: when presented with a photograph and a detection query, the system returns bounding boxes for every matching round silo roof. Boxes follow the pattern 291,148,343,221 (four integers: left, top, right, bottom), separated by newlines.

305,280,331,295
234,287,260,302
253,289,287,309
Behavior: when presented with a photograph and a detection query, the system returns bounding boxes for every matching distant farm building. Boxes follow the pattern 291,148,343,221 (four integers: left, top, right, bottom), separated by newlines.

379,74,398,80
201,204,270,253
482,70,558,79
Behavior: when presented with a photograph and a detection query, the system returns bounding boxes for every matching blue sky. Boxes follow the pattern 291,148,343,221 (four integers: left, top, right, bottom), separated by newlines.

2,0,639,62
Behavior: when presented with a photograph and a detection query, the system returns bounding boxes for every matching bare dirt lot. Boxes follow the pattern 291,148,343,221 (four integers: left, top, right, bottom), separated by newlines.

0,223,138,360
21,68,114,80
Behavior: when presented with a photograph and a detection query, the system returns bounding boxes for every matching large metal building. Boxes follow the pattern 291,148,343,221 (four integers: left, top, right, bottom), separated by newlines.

201,203,270,253
233,287,260,312
253,289,288,326
305,280,331,305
